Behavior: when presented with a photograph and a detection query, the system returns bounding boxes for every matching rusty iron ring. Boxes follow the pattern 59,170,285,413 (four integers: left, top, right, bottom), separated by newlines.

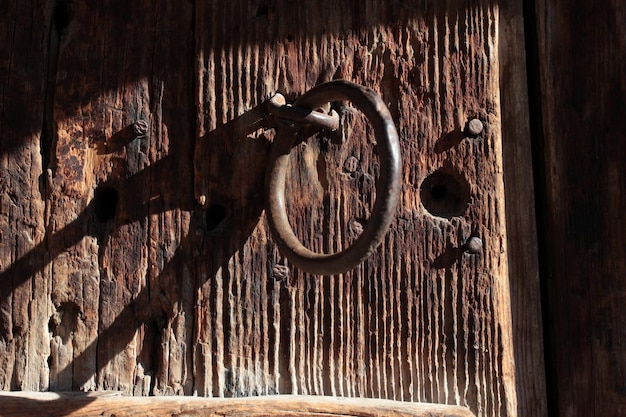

265,80,402,275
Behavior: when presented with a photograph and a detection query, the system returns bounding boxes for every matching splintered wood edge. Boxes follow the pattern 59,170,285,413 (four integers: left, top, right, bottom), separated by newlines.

0,393,475,417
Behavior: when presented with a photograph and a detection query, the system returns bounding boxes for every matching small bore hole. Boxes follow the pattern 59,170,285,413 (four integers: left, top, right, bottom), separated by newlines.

420,168,470,219
93,186,119,223
205,204,227,231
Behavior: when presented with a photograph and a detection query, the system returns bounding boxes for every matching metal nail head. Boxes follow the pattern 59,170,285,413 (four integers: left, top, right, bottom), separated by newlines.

465,236,483,254
343,156,359,173
272,264,290,281
132,120,149,137
465,119,483,137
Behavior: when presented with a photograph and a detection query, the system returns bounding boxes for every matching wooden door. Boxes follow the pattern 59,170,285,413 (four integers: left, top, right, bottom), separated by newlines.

0,1,545,417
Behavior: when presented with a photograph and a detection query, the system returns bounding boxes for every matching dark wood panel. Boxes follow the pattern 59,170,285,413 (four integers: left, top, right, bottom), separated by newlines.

534,0,626,415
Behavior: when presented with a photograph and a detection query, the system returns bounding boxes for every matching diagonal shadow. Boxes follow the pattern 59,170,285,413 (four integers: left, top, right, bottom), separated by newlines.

0,391,99,417
0,101,275,396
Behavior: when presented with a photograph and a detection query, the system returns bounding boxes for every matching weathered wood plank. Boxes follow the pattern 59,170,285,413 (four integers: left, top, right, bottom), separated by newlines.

0,392,475,417
43,0,195,393
194,2,515,416
0,0,50,391
533,0,626,415
498,2,547,416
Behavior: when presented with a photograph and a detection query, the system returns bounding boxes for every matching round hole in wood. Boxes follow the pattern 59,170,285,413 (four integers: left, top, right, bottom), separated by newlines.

205,204,227,231
93,186,119,223
420,167,470,219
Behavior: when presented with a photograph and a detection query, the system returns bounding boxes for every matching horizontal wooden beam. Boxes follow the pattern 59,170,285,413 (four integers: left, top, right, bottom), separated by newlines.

0,392,474,417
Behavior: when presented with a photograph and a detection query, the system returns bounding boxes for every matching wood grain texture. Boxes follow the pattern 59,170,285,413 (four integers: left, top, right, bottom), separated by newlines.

0,392,475,417
534,0,626,415
45,0,197,395
1,2,518,417
194,1,515,416
0,0,50,391
498,2,547,416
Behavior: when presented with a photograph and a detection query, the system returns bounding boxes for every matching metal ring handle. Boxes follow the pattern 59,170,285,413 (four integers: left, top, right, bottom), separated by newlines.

265,80,402,275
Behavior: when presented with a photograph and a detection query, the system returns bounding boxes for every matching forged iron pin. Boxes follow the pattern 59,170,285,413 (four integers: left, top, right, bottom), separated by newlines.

267,92,339,131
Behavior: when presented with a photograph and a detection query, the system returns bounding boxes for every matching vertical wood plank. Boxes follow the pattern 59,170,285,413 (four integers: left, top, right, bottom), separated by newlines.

194,2,516,416
42,0,195,394
0,0,50,391
534,0,626,415
498,1,547,416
